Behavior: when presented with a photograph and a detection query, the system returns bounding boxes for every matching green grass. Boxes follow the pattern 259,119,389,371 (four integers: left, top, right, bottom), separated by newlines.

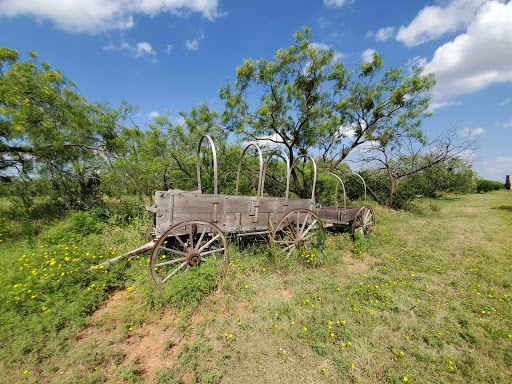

0,191,511,383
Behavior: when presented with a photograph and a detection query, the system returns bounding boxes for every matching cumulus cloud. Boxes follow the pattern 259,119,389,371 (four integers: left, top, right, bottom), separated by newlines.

396,0,486,47
361,48,376,62
323,0,354,7
504,119,512,128
103,41,157,61
375,27,394,42
0,0,223,34
423,1,512,100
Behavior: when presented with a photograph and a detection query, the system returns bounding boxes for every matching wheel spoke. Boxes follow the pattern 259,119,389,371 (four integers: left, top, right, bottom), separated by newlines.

198,233,221,252
156,257,186,268
278,243,295,255
159,247,187,257
196,225,208,249
161,261,187,283
301,212,311,235
365,211,373,225
169,231,187,249
302,232,316,241
274,239,295,244
201,247,226,257
301,219,318,238
189,225,194,249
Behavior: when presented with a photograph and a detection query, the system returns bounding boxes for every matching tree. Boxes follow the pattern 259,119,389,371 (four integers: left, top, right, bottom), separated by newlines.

103,103,232,204
352,125,479,208
220,27,435,198
0,47,124,209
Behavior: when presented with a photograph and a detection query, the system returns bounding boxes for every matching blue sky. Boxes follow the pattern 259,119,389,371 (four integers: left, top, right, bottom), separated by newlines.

0,0,511,182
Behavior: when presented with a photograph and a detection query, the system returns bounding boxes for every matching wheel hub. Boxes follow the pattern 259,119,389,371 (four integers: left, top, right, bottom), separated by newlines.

295,238,305,248
186,249,201,266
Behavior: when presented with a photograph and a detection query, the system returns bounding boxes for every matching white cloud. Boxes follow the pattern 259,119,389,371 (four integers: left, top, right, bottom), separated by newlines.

252,133,285,148
323,0,354,7
504,119,512,128
317,17,328,29
458,127,485,137
147,111,159,119
375,27,394,42
166,44,172,55
406,56,428,70
353,140,380,153
396,0,486,47
186,32,205,51
423,1,512,100
337,124,356,139
481,156,512,180
103,41,157,61
427,100,463,113
186,39,199,51
499,97,510,106
311,42,345,62
361,48,376,62
0,0,223,34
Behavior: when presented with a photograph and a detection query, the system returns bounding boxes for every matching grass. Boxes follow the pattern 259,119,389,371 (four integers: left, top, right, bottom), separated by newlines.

0,191,511,383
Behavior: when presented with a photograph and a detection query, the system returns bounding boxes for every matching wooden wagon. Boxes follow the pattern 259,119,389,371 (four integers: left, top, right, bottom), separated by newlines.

96,135,375,284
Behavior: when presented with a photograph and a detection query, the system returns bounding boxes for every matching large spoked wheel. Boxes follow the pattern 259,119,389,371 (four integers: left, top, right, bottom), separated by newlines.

150,220,228,285
352,205,375,238
271,208,324,259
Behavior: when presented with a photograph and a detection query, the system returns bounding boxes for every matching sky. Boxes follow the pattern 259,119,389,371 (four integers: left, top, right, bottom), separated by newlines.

0,0,511,182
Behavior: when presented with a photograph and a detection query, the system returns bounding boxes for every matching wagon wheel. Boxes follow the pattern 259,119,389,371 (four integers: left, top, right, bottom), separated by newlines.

150,220,228,284
144,214,156,242
352,205,375,238
271,208,324,259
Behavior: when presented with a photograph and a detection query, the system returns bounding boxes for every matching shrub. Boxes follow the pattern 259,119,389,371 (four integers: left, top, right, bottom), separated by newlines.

476,179,503,193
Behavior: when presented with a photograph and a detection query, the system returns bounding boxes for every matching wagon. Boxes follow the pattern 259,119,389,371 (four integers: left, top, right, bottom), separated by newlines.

95,135,375,284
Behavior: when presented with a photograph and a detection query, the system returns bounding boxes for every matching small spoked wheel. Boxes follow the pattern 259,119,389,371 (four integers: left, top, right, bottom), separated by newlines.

271,208,324,259
144,214,156,242
352,205,375,238
150,220,228,284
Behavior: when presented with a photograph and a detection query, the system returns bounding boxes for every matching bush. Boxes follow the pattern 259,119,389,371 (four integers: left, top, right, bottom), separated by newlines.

476,179,503,193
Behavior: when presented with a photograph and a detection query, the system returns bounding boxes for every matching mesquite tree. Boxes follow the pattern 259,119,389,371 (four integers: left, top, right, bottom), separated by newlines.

220,27,435,198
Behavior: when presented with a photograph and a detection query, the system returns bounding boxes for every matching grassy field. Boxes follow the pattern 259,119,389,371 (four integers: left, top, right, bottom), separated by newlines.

0,191,511,384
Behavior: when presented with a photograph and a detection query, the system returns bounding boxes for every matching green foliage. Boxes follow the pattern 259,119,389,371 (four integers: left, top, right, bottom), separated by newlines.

476,178,503,193
139,261,219,309
0,47,129,210
154,370,181,384
414,158,474,198
220,27,434,197
42,211,104,244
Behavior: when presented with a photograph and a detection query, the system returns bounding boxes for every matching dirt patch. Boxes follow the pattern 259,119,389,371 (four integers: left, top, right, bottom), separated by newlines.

76,290,184,383
280,289,294,300
120,321,180,383
345,255,372,273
